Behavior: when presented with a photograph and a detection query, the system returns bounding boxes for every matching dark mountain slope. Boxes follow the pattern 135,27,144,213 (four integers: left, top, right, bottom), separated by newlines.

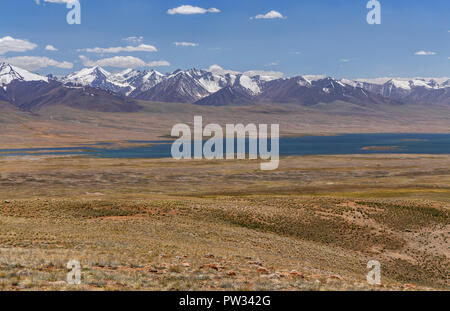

3,80,142,113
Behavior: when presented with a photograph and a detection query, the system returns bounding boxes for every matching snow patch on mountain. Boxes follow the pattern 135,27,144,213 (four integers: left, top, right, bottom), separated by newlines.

62,66,110,85
198,76,223,93
238,75,261,94
388,79,412,90
0,62,48,86
354,77,450,89
53,65,450,105
303,75,326,83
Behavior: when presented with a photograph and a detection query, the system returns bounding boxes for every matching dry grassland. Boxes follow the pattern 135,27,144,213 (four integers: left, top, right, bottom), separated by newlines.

0,154,448,290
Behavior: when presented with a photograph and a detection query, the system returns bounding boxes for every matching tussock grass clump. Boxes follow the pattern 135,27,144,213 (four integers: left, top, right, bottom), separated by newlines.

355,200,448,230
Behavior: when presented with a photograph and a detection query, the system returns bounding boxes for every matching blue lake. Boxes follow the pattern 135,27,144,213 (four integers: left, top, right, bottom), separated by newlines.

1,133,450,158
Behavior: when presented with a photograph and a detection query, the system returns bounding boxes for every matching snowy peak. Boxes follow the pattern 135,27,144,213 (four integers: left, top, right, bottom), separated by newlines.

195,73,401,107
441,79,450,88
55,65,449,105
62,66,137,95
156,68,271,96
62,67,166,95
131,68,239,102
0,62,48,86
340,77,450,105
62,66,111,86
132,68,215,103
110,68,163,84
352,77,450,90
189,69,234,93
235,74,263,95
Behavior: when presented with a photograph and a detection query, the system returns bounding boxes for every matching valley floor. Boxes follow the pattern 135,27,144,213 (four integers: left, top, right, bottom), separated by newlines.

0,154,448,290
1,101,450,148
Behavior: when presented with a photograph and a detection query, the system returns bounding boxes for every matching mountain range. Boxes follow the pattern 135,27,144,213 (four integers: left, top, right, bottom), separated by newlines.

0,63,141,112
1,62,449,112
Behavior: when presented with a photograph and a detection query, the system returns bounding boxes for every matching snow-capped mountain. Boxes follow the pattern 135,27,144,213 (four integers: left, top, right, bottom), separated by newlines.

132,68,261,103
110,68,165,94
58,66,450,106
0,62,48,87
353,77,450,90
62,67,188,98
62,66,110,86
341,77,450,105
197,75,403,107
62,66,169,96
132,69,212,102
61,66,134,95
0,62,142,112
2,61,449,109
60,66,277,103
189,72,268,106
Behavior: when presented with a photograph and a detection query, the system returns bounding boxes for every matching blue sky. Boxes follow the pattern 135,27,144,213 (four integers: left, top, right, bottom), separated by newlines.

0,0,449,78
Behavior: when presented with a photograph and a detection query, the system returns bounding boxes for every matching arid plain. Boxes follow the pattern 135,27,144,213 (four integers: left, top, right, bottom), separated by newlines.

0,101,449,290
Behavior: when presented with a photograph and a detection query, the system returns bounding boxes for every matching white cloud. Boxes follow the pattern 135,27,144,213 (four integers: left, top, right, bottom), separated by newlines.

208,64,240,75
45,45,58,51
265,61,279,67
208,64,284,79
174,42,199,47
340,59,351,63
0,36,37,55
415,50,437,56
251,10,286,20
79,55,145,68
79,55,170,68
123,36,144,44
40,0,78,4
243,70,284,79
79,44,157,54
167,5,220,15
148,60,170,67
1,56,73,71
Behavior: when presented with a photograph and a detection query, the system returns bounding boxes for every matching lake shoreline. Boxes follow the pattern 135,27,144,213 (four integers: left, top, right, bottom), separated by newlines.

1,133,450,158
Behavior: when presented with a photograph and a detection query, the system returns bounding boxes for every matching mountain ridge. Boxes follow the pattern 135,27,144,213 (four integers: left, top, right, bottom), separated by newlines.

0,62,142,112
58,65,449,106
1,62,449,111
